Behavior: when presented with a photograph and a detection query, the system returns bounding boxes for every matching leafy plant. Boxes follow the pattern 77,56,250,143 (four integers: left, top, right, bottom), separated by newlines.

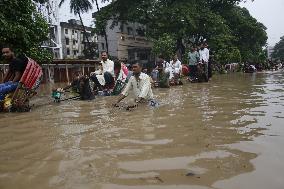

272,36,284,61
152,34,176,61
0,0,51,63
96,0,267,64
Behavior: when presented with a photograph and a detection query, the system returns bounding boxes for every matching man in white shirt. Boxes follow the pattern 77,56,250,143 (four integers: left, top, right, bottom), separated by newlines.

199,43,210,81
169,54,182,81
90,51,114,90
113,62,154,107
160,55,171,73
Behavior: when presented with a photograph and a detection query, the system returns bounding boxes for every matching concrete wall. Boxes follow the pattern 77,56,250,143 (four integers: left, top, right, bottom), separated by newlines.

98,20,119,58
60,20,97,59
61,28,85,59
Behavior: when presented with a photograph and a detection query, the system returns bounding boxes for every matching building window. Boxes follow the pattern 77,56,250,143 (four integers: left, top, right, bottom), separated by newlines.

73,50,77,56
72,30,75,35
127,27,133,35
73,40,76,45
67,48,70,55
101,43,105,50
128,51,135,61
65,29,68,34
65,38,69,45
75,30,77,33
138,52,148,60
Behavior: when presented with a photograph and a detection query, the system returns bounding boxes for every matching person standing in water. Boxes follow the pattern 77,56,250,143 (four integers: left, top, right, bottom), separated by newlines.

188,46,200,81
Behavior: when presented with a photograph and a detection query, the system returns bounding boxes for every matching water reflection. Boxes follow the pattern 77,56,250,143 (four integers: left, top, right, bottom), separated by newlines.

0,71,284,189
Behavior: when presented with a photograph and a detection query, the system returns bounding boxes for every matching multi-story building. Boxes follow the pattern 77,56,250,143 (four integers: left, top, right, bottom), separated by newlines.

95,18,154,65
60,19,97,59
36,0,63,59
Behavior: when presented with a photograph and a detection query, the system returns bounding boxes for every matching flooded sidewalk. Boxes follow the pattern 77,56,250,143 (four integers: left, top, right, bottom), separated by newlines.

0,71,284,189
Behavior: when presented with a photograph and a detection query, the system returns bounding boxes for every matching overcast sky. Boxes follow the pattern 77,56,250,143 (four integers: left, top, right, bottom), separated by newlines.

59,0,284,46
239,0,284,46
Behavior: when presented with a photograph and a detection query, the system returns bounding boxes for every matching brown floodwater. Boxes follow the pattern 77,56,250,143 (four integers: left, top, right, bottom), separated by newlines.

0,71,284,189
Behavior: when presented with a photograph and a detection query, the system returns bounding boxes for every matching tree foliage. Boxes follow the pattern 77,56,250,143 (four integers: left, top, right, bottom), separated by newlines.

272,36,284,61
96,0,267,64
220,6,267,62
152,33,176,60
0,0,51,63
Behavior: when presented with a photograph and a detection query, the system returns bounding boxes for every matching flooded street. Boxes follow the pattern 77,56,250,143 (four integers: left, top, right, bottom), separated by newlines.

0,71,284,189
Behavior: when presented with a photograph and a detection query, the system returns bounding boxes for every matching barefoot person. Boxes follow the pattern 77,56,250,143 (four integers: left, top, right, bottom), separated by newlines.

113,62,157,108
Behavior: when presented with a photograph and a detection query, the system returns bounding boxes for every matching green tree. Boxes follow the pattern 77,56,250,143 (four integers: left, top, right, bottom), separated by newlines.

152,34,176,60
272,36,284,61
93,0,109,53
220,6,267,62
0,0,51,63
59,0,96,58
96,0,266,64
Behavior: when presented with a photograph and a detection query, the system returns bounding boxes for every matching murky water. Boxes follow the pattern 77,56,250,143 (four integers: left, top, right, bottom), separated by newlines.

1,71,284,189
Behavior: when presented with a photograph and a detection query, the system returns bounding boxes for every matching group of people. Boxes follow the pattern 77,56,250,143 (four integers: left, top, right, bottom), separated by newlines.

188,43,212,82
1,43,213,111
57,51,121,100
151,54,183,88
55,51,156,108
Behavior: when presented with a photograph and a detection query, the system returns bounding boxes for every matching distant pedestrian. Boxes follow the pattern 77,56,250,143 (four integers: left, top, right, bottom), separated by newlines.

205,43,213,80
169,54,182,83
188,46,200,81
199,43,210,81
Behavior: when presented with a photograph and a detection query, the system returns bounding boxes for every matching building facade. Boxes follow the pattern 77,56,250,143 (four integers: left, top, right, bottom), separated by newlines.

97,19,154,65
60,19,97,59
36,0,63,59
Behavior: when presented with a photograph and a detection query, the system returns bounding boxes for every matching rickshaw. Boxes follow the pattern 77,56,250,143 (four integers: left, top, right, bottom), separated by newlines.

0,58,43,112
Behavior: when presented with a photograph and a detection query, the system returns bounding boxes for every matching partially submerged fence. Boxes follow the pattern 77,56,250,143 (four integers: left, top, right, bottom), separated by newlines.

1,59,101,84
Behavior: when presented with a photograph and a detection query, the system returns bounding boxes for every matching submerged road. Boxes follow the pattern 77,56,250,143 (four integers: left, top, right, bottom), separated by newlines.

0,71,284,189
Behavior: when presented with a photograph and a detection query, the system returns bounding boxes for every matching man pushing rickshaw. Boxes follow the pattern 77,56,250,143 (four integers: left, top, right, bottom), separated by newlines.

0,47,42,112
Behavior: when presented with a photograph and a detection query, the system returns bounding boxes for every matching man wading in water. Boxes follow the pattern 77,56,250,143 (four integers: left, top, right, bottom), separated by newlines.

113,62,157,109
54,67,95,101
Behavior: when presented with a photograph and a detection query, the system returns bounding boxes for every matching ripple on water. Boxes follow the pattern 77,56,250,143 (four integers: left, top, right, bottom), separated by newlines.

1,72,284,189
